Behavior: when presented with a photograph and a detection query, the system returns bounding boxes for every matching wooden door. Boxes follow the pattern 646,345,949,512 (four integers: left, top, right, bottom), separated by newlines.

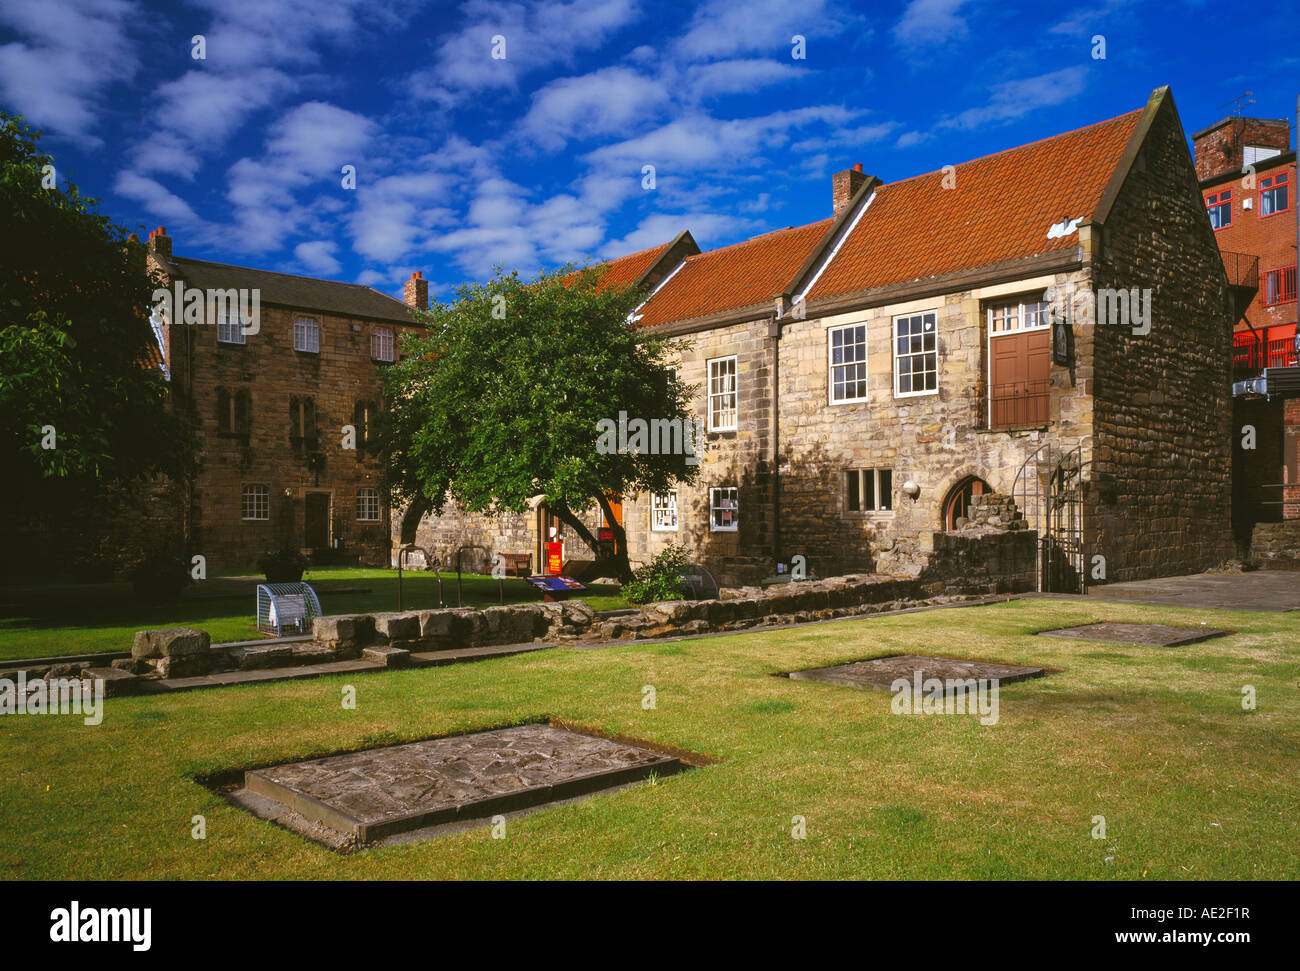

990,331,1050,428
304,493,330,549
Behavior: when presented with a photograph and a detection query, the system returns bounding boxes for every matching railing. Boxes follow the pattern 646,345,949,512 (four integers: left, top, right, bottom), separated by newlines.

1263,265,1298,306
1221,250,1260,291
1233,331,1298,378
989,379,1050,430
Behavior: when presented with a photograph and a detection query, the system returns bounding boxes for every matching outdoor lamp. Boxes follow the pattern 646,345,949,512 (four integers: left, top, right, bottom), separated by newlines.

902,480,921,501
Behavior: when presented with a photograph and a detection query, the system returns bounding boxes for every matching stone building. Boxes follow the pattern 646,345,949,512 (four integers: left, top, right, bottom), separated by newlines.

139,229,425,568
403,87,1237,588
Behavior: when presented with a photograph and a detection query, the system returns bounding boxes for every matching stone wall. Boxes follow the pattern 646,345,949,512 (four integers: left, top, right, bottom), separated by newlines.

1089,93,1236,580
1249,521,1300,569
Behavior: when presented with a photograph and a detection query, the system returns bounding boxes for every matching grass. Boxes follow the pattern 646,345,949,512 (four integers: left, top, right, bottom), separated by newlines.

0,567,629,662
1,596,1296,880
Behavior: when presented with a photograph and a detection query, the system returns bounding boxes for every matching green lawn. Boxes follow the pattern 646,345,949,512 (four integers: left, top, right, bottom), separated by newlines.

1,596,1296,879
0,567,629,662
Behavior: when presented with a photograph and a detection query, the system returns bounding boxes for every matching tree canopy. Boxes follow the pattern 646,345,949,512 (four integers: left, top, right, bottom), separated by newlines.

382,264,700,580
0,113,189,532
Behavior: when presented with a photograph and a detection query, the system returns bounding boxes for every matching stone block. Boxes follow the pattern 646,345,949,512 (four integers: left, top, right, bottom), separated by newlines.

132,627,211,659
81,666,142,697
312,615,375,647
362,646,411,668
374,612,422,642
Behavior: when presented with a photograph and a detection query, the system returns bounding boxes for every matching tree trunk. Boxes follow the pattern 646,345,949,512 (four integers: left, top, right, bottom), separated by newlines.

593,492,634,583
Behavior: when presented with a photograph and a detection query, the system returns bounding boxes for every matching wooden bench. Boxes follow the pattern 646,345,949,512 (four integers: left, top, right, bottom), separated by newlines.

498,552,532,577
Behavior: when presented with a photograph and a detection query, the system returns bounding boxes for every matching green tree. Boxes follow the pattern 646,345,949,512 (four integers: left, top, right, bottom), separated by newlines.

0,113,190,554
383,265,700,582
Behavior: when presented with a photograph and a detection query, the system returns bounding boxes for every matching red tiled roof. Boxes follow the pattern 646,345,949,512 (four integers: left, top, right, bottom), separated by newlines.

808,108,1143,302
594,240,673,290
638,220,833,327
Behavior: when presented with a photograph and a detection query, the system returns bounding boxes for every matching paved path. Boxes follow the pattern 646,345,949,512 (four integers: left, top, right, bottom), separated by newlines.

1073,571,1300,612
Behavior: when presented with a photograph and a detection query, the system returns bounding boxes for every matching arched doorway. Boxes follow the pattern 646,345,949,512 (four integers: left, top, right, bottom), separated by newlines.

943,476,991,530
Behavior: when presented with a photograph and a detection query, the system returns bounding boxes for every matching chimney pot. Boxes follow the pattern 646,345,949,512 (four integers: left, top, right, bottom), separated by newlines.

147,226,172,260
404,270,429,310
832,165,869,215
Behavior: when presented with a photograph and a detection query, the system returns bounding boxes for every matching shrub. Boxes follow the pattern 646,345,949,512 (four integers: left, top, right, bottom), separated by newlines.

621,544,693,604
129,552,190,602
258,548,308,583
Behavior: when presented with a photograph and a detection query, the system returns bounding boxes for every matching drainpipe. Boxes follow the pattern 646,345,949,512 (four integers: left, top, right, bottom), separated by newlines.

769,303,784,568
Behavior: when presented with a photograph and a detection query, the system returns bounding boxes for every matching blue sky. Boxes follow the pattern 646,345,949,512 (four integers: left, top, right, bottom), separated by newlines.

2,0,1296,301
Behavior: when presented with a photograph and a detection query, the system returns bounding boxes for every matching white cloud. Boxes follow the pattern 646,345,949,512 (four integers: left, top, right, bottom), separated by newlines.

674,0,842,61
517,66,668,150
407,0,642,108
294,239,342,275
113,171,200,223
893,0,972,50
683,59,805,99
0,0,139,144
940,67,1088,130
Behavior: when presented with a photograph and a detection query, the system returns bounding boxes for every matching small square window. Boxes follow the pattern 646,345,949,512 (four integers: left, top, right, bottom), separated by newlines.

241,484,269,521
829,323,868,403
356,487,381,522
707,357,737,431
1206,189,1232,229
651,491,678,531
1260,172,1290,217
218,309,247,345
844,469,893,513
709,486,738,532
371,327,395,362
294,316,320,353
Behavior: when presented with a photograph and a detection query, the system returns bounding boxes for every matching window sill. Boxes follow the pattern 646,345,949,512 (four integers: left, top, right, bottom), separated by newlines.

978,424,1051,435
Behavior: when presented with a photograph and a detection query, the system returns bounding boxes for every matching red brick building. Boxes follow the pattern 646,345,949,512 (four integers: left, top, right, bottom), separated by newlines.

142,229,424,568
1195,115,1299,532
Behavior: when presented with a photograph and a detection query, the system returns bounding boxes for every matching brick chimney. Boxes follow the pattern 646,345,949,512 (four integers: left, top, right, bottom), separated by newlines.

1192,117,1291,182
147,226,171,260
832,163,868,215
404,271,428,310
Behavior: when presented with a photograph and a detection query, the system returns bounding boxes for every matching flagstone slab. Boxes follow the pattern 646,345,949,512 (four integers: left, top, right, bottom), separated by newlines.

789,654,1047,692
1037,622,1227,646
244,724,681,842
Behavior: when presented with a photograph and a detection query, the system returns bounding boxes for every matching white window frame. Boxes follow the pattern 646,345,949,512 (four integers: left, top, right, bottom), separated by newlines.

709,486,738,532
892,311,938,398
218,309,246,345
827,322,869,404
706,356,738,431
241,484,269,521
844,469,893,514
356,487,381,522
371,326,395,363
650,491,679,531
294,316,320,354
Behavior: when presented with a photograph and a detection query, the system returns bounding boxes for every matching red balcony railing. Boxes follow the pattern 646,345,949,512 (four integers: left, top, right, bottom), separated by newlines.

1234,331,1298,379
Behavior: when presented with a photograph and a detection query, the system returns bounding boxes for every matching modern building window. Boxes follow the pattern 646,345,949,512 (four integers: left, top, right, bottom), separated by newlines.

294,316,320,353
828,322,868,403
845,469,893,513
707,356,737,431
371,327,395,362
1206,189,1232,229
1264,265,1298,306
241,484,269,521
217,308,246,345
651,490,678,531
987,296,1052,429
356,487,381,522
709,486,738,532
1260,172,1290,217
893,312,937,396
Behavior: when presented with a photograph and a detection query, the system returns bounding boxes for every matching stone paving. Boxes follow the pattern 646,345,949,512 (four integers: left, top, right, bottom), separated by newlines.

1080,571,1300,611
243,724,682,843
788,654,1047,692
1037,621,1227,647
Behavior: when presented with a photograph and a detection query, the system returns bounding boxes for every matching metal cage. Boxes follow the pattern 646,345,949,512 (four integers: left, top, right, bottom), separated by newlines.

256,582,322,636
679,563,720,601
